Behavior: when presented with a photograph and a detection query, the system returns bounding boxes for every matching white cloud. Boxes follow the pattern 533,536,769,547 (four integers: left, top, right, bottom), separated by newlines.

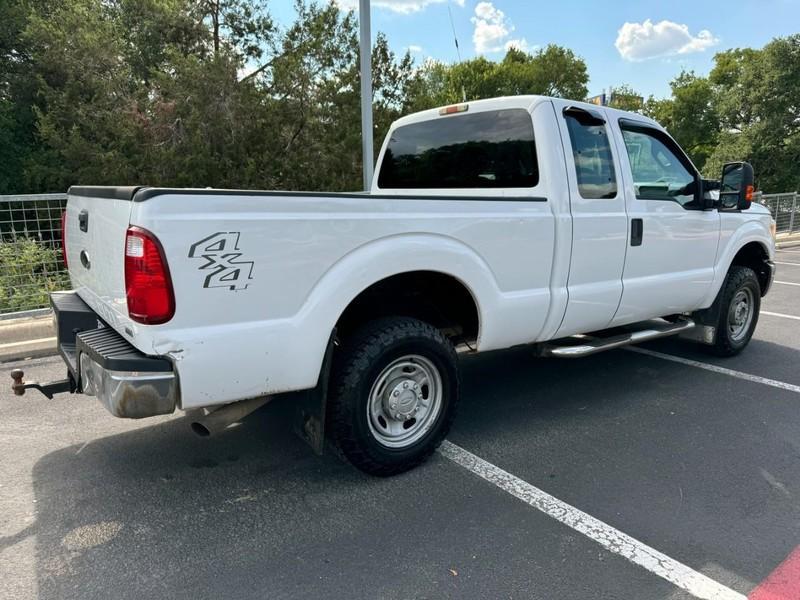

471,1,512,53
615,19,719,61
336,0,464,15
407,45,424,53
504,38,531,53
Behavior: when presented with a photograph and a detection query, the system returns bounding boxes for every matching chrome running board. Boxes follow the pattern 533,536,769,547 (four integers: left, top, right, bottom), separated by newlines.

540,318,696,358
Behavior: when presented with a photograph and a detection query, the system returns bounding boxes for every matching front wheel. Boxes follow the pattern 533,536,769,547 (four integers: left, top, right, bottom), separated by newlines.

327,317,460,476
707,265,761,357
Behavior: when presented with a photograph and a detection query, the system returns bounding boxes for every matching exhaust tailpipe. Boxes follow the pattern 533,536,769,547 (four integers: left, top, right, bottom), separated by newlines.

190,396,271,437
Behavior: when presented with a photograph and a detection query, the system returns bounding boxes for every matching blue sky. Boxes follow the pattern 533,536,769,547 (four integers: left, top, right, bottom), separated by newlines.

269,0,800,99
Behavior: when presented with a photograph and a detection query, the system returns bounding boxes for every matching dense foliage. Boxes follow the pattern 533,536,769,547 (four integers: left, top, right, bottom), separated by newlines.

642,36,800,190
0,237,69,312
1,0,797,193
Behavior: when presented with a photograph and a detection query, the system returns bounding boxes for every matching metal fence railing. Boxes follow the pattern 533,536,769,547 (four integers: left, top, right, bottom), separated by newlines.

0,189,799,318
0,193,70,317
754,191,799,236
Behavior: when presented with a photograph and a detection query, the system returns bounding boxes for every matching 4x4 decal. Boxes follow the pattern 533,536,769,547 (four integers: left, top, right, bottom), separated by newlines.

188,232,254,290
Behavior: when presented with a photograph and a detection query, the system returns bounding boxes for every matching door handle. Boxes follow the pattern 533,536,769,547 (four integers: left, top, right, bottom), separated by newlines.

631,218,643,246
78,210,89,232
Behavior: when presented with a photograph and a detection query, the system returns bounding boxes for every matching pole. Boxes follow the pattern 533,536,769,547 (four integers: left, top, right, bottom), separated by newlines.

359,0,374,191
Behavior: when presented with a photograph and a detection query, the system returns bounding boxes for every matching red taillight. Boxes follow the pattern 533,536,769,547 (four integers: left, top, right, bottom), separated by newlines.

61,210,68,268
124,226,175,324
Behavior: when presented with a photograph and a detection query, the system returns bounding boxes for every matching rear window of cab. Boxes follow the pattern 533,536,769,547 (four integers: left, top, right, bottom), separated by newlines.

377,109,539,189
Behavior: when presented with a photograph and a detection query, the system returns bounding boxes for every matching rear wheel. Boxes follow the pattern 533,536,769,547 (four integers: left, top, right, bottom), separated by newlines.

707,265,761,357
327,317,459,476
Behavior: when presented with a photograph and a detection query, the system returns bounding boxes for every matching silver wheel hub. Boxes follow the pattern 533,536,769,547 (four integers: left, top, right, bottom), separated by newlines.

728,288,755,342
384,379,422,420
367,355,443,449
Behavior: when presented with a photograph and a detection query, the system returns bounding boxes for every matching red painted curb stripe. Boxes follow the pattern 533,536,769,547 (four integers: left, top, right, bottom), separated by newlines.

749,546,800,600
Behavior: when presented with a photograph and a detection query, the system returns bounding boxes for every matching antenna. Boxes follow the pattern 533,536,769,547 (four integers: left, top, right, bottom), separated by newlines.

446,1,466,102
447,2,462,62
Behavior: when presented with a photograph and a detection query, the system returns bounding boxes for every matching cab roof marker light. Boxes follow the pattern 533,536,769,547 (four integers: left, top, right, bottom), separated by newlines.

439,104,469,116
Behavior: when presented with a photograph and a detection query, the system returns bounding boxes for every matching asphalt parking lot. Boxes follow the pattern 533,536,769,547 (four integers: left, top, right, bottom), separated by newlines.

2,248,800,600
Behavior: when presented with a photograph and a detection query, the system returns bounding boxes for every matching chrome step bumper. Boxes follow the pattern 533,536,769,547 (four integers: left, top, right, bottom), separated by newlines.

10,291,177,419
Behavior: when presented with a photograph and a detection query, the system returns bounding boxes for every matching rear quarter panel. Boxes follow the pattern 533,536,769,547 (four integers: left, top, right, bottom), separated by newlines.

128,192,556,408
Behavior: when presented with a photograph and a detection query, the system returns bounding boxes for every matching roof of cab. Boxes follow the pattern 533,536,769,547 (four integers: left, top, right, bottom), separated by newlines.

390,94,663,132
391,95,545,128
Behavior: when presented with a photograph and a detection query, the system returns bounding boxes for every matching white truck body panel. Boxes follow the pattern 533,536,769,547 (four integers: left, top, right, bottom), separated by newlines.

606,112,721,325
550,98,629,338
63,95,775,412
127,191,555,407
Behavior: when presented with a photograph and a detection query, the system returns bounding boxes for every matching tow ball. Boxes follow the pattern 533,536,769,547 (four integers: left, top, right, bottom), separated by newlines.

10,369,73,400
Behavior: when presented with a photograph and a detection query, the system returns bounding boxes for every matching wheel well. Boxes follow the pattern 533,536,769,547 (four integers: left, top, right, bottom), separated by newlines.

336,271,480,345
731,242,770,295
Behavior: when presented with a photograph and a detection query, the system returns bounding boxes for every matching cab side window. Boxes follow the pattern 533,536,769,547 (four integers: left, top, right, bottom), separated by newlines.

620,126,697,207
377,109,539,189
564,113,617,199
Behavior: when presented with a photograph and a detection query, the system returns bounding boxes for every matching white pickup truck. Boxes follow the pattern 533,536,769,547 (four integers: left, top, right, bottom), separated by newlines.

11,96,776,475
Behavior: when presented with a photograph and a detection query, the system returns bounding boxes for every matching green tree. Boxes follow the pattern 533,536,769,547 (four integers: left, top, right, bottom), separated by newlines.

706,36,800,191
0,0,58,193
607,84,643,112
643,72,719,171
405,44,589,111
506,44,589,100
5,0,796,197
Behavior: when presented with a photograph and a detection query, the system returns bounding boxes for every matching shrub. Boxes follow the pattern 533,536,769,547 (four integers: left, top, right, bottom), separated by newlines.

0,237,70,314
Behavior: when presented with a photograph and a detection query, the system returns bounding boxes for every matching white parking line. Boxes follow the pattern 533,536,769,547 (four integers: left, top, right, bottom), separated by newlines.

439,441,745,600
775,261,800,267
775,280,800,287
761,310,800,321
627,347,800,394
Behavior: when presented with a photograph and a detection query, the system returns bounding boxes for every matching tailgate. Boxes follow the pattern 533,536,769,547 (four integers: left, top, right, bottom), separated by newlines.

65,186,139,331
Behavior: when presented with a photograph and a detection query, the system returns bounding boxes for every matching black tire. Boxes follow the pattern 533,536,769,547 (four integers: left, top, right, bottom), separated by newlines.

707,265,761,357
327,316,460,476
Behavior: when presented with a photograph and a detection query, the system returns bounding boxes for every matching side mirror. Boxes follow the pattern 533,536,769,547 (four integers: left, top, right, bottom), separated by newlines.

719,162,754,210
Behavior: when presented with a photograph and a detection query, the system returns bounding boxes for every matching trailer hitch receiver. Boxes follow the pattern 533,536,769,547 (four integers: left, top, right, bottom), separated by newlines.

10,368,73,400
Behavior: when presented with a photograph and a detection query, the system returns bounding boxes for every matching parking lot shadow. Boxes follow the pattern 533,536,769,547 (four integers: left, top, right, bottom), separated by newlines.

29,398,388,599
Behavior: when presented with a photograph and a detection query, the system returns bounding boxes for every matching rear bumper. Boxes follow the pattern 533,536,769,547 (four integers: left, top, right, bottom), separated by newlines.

52,291,177,418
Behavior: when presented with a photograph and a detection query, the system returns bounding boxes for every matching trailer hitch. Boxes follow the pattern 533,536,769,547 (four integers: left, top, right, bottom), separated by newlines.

10,369,73,400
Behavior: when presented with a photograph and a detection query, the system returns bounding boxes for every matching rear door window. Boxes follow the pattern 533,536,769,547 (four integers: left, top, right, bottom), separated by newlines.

563,113,618,199
377,109,538,189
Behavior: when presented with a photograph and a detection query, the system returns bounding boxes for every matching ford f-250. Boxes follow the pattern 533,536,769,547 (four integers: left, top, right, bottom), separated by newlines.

10,96,776,476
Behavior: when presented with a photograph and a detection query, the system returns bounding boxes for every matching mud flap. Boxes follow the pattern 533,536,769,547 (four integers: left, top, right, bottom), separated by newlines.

682,282,725,346
292,329,336,455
